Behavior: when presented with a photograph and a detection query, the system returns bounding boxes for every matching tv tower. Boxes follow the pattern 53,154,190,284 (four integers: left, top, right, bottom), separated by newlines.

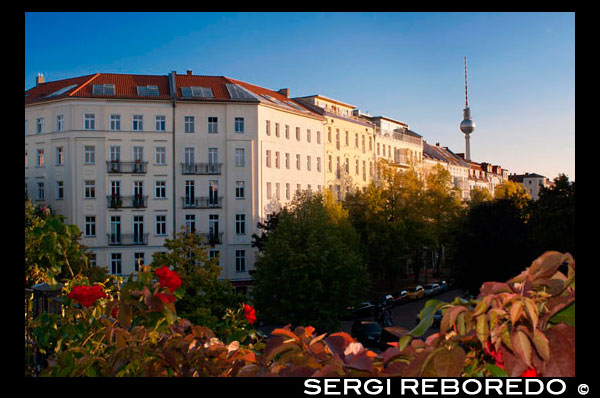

460,56,476,161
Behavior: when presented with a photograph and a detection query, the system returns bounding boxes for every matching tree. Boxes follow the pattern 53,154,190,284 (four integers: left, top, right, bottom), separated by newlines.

444,199,534,295
469,187,493,206
25,200,90,287
151,230,243,331
529,174,575,257
252,191,368,332
251,210,281,252
493,180,532,212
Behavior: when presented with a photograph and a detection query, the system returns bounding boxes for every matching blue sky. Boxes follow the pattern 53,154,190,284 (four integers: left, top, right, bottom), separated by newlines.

25,12,575,180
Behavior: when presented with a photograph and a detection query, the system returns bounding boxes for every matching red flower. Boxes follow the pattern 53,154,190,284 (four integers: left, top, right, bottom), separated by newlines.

155,292,176,304
154,266,182,292
67,285,107,308
110,305,119,318
243,303,257,325
521,367,538,377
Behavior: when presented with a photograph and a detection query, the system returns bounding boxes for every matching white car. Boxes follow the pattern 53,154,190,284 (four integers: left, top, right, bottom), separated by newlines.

424,283,441,297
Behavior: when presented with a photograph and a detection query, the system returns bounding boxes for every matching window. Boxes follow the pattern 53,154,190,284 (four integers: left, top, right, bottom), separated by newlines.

377,143,380,155
266,120,271,136
275,183,280,200
110,216,121,244
275,123,280,137
355,159,359,175
266,150,271,168
110,146,120,162
84,114,95,130
184,147,195,165
185,214,196,233
84,180,95,198
56,115,64,132
133,180,144,196
235,181,245,199
57,181,64,200
285,125,290,139
362,136,366,153
133,215,144,244
132,115,143,131
155,147,166,165
155,181,166,199
296,154,301,170
110,180,121,197
110,115,121,131
285,153,290,169
266,182,272,199
355,133,359,148
307,129,311,143
208,180,219,206
184,180,195,205
208,117,218,134
134,253,145,272
327,127,332,143
133,146,144,162
56,147,64,165
317,157,321,172
89,253,96,267
208,148,218,165
36,118,44,134
184,116,195,133
335,129,340,150
235,148,245,167
84,146,95,165
235,117,244,133
317,131,321,144
236,250,246,272
328,155,332,172
111,253,122,275
209,250,220,266
155,115,166,131
345,131,349,146
37,182,45,200
209,214,220,238
155,214,167,236
235,214,246,235
275,152,280,169
345,158,349,174
37,149,45,167
296,127,301,141
286,183,290,199
307,155,311,171
85,216,96,237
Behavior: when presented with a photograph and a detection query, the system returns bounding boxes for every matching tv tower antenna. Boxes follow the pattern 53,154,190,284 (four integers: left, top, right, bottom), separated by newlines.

460,56,476,161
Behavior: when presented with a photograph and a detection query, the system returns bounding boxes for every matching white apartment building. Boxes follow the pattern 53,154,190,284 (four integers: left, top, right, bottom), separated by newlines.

423,141,471,201
25,71,325,291
508,172,551,200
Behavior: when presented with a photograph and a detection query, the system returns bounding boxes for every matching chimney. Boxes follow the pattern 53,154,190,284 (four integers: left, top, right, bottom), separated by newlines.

435,142,440,147
278,88,289,98
36,73,45,86
186,70,193,76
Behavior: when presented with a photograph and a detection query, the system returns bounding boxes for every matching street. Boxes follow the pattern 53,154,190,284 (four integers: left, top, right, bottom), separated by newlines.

341,289,462,349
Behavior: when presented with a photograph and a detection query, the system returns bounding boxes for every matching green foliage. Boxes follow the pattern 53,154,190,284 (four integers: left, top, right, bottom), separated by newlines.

150,229,244,332
252,191,368,331
469,187,493,206
24,200,89,287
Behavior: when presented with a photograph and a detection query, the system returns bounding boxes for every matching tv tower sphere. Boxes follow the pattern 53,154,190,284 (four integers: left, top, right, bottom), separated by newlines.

460,110,476,135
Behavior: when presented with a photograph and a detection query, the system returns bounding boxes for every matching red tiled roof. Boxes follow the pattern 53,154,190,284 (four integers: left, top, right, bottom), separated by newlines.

72,73,171,100
174,74,233,100
25,74,97,103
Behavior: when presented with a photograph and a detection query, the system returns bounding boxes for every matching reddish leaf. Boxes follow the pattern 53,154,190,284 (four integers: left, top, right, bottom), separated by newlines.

544,324,575,377
479,282,514,297
421,346,466,377
511,326,533,368
271,328,299,341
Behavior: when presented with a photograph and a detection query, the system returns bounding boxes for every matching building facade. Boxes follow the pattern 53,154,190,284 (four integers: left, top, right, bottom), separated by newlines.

508,172,551,200
25,71,325,289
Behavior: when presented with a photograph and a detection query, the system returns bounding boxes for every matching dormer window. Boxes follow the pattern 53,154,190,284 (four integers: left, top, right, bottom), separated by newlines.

137,85,159,96
181,86,214,98
92,84,115,95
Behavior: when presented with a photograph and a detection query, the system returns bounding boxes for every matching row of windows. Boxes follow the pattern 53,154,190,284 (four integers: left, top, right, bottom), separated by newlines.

327,127,372,153
327,156,373,180
265,183,322,200
183,213,248,238
264,151,321,172
100,249,245,275
265,121,321,144
26,146,248,168
26,114,246,134
28,179,247,201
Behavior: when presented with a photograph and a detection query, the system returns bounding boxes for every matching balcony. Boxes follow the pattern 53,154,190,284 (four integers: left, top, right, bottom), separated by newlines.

181,196,223,209
107,195,148,209
106,161,148,174
107,233,149,246
181,163,222,175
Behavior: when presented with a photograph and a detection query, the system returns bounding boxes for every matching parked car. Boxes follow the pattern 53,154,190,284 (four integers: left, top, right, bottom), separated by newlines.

346,301,375,319
351,321,383,347
424,283,441,297
406,285,425,300
415,309,443,329
379,325,410,350
378,294,394,307
392,290,409,306
439,280,449,292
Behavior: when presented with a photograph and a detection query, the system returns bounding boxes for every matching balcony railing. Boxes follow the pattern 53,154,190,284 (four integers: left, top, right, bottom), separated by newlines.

182,196,223,209
376,128,422,146
181,163,222,175
107,233,149,246
107,195,148,209
106,161,148,174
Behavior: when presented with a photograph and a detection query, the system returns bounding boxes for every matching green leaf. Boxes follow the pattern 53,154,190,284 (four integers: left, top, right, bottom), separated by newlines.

548,303,574,327
410,299,447,337
397,334,412,352
476,314,489,344
486,362,508,377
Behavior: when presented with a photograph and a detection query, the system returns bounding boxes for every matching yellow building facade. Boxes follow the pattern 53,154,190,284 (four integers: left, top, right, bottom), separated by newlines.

294,95,375,199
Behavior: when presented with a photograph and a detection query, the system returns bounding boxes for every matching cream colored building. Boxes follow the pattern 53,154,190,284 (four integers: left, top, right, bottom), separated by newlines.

423,141,471,201
25,71,325,291
294,95,375,199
